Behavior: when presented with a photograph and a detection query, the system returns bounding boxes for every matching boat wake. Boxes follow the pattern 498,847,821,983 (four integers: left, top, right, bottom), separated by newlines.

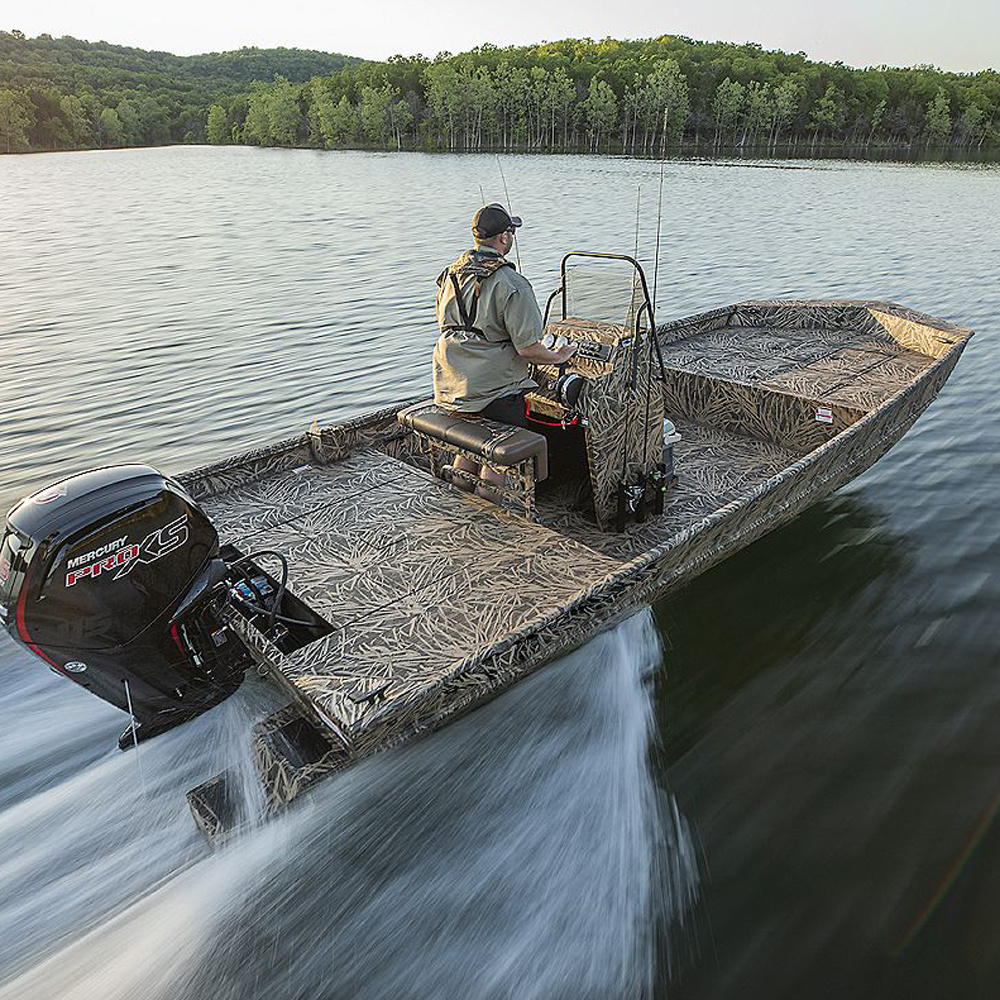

0,611,698,999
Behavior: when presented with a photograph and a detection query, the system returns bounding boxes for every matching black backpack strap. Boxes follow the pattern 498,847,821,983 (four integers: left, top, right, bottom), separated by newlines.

448,272,482,334
468,279,483,329
442,251,513,334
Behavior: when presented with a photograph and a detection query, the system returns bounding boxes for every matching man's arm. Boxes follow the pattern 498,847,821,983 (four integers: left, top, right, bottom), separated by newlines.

516,340,577,364
503,279,577,364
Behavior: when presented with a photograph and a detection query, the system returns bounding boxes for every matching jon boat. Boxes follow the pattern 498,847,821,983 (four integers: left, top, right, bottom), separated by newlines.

0,255,972,842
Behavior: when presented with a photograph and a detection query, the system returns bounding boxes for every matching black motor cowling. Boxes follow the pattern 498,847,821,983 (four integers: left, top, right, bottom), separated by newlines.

1,465,250,744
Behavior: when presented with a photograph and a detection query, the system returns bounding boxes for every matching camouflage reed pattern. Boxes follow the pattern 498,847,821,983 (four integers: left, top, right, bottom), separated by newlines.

183,300,972,840
535,317,665,530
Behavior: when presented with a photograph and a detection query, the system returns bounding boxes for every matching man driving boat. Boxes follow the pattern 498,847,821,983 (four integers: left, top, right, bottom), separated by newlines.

433,203,576,429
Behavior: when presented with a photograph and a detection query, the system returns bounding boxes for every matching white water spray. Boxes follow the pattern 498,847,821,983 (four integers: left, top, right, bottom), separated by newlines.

0,610,699,999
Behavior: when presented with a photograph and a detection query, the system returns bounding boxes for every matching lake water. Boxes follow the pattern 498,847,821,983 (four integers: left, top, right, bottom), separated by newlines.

0,146,998,998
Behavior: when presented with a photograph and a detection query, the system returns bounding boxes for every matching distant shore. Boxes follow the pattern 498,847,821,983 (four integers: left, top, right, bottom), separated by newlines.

2,31,997,157
5,142,997,166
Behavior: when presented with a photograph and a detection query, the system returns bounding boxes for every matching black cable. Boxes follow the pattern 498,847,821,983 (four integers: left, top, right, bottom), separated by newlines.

642,301,657,475
230,595,313,629
230,550,289,632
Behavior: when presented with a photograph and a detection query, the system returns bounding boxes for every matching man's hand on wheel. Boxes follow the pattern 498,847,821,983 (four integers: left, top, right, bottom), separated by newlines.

516,338,578,365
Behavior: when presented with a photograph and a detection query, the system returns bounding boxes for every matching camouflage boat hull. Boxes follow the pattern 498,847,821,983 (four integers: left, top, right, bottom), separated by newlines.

183,300,972,842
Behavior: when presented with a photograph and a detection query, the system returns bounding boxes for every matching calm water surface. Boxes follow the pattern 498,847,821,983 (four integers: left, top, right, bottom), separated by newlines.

1,147,998,998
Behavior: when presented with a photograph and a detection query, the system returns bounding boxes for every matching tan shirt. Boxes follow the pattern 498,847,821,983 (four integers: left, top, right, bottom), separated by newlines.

432,247,544,412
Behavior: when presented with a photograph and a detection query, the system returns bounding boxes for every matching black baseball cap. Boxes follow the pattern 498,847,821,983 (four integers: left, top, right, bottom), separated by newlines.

472,203,522,239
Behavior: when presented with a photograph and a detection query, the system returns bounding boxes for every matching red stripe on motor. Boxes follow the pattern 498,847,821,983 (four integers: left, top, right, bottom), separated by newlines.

170,623,186,655
15,576,71,678
525,398,580,428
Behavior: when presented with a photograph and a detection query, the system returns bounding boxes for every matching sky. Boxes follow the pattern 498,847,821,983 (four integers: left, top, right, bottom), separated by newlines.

11,0,998,73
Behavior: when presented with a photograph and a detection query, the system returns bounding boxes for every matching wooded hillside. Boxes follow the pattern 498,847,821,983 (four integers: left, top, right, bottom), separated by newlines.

2,30,997,156
274,38,999,155
0,29,357,151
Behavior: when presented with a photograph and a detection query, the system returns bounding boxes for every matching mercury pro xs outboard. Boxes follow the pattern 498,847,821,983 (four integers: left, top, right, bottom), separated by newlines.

0,466,253,748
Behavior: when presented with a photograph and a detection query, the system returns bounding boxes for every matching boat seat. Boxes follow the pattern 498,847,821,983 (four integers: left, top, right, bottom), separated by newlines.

397,401,548,519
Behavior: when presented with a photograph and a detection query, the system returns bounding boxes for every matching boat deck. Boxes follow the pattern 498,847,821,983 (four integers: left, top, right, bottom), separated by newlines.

199,448,621,738
533,320,934,560
659,323,935,411
191,318,940,739
536,419,803,560
198,424,807,737
179,299,971,838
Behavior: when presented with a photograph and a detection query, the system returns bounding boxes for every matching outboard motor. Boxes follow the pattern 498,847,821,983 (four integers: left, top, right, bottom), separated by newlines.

1,466,250,748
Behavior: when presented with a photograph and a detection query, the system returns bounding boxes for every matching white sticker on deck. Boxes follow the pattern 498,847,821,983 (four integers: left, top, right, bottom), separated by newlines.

815,406,834,424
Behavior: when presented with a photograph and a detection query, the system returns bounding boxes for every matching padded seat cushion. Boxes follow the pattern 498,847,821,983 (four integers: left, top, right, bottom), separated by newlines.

398,402,548,482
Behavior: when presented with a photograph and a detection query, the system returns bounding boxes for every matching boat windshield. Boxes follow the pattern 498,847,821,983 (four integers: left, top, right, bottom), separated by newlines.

563,257,650,333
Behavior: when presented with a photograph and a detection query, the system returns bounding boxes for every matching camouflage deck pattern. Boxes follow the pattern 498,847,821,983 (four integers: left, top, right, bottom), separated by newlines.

196,451,621,749
181,300,972,836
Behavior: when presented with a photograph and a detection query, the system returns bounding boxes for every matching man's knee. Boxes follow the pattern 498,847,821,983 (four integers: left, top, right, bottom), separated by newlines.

481,392,529,429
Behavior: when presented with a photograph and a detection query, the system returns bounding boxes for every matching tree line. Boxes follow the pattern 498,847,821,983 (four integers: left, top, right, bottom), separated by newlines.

0,29,356,152
222,39,998,155
2,30,998,156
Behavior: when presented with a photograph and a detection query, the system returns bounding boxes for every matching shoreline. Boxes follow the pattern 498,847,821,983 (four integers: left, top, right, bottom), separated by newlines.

4,142,998,164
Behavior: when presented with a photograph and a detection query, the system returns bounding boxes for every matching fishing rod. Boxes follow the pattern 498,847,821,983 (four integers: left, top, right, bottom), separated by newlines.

619,185,643,500
626,141,674,528
643,166,658,492
495,155,522,271
644,114,674,510
650,108,671,387
651,105,668,313
632,183,642,323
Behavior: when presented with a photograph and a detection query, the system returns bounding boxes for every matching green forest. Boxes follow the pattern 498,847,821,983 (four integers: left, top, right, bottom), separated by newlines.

0,30,357,152
2,29,998,156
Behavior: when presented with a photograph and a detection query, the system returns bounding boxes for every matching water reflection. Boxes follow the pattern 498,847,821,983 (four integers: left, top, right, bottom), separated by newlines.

658,493,1000,998
655,494,912,763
